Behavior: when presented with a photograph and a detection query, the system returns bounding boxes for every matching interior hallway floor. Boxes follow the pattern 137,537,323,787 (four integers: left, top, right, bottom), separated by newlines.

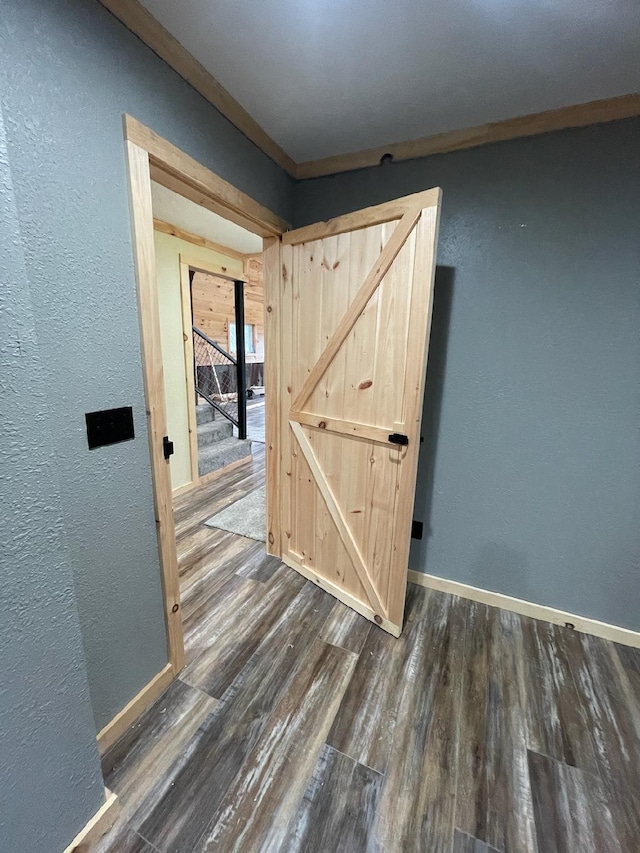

236,396,265,444
96,445,640,852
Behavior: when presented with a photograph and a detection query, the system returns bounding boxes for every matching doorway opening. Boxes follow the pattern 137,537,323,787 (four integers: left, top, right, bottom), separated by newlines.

191,257,267,448
151,179,266,494
148,180,271,662
119,114,440,757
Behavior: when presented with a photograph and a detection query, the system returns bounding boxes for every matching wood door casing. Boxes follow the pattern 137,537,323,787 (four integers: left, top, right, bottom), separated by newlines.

274,189,442,635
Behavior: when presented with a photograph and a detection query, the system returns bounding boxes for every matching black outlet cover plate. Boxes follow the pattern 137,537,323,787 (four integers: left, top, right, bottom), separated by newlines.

85,406,135,450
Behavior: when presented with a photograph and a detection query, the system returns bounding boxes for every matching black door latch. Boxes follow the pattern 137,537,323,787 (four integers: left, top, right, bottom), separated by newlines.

163,436,174,460
388,433,409,446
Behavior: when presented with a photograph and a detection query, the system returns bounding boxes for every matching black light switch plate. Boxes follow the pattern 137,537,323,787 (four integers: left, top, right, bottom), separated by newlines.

85,406,135,450
411,520,423,540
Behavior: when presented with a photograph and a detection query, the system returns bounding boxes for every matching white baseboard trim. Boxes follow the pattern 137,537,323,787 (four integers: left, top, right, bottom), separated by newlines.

62,788,119,853
407,570,640,649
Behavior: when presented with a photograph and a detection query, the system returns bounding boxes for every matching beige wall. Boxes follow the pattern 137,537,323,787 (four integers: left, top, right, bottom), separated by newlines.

154,229,244,489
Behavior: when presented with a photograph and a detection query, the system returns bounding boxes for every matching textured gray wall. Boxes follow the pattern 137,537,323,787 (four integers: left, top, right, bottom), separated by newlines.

0,104,105,853
0,0,294,731
294,119,640,631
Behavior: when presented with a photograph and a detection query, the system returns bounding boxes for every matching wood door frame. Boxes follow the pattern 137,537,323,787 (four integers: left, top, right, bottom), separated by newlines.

124,113,288,680
179,253,249,490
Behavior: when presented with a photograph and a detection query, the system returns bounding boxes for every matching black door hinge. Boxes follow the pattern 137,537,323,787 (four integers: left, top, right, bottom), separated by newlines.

163,436,174,460
388,433,409,446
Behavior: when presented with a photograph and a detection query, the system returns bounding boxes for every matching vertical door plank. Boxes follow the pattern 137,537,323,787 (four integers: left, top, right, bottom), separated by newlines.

328,224,386,599
387,205,440,624
314,232,351,587
340,223,385,425
263,236,281,556
291,240,322,568
279,242,295,555
362,221,415,612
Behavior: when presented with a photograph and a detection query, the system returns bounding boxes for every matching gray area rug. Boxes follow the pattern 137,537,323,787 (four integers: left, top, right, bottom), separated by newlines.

204,485,266,542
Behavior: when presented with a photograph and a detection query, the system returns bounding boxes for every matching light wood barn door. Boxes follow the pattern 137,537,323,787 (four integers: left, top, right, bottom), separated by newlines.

272,189,441,636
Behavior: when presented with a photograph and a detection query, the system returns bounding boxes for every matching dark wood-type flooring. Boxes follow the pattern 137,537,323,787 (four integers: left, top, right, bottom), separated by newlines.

96,445,640,852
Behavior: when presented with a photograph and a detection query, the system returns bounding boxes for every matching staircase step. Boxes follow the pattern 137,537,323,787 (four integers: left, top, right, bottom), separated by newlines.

196,404,216,426
198,437,252,477
197,418,233,447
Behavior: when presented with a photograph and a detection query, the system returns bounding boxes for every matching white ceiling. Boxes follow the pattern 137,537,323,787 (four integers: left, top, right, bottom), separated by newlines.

150,182,263,254
140,0,640,162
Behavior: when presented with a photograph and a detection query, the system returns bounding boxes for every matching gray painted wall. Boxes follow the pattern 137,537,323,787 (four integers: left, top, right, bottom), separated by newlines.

0,103,105,853
0,0,294,732
294,119,640,631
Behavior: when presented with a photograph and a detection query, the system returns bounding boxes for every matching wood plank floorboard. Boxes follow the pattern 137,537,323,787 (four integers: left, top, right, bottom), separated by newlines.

183,573,262,661
528,749,621,853
94,825,160,853
319,601,372,655
325,587,428,775
455,602,538,853
557,630,640,850
281,744,383,852
181,568,321,701
178,528,244,584
453,829,501,853
519,618,600,774
97,450,640,853
194,640,356,851
138,585,335,851
101,679,220,810
373,590,466,852
180,535,254,619
614,642,640,708
234,543,281,583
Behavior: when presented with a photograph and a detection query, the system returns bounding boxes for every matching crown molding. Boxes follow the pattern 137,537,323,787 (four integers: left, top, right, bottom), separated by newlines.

297,92,640,179
99,0,296,174
98,1,640,182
